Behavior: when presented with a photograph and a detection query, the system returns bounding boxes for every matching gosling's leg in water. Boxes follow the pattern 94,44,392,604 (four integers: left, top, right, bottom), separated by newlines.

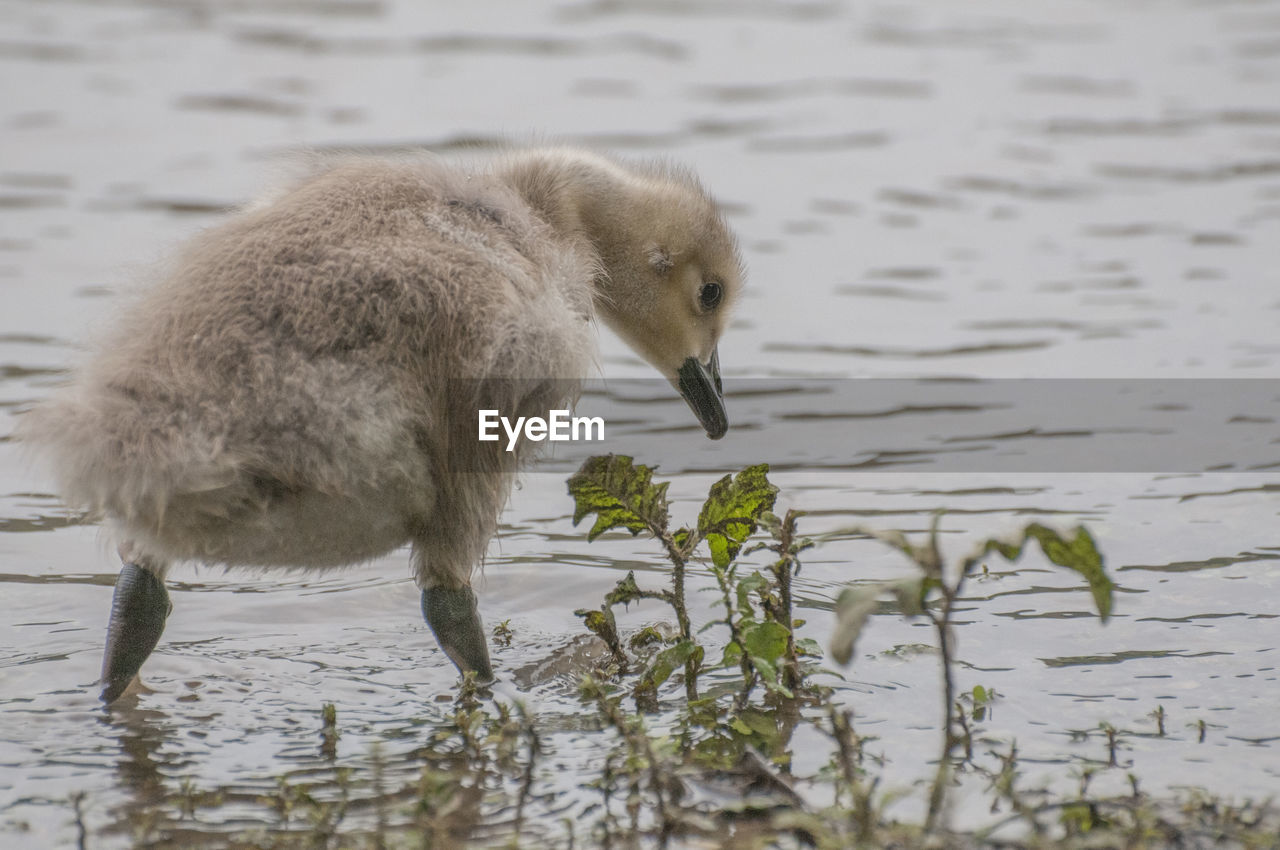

100,546,171,704
421,585,493,684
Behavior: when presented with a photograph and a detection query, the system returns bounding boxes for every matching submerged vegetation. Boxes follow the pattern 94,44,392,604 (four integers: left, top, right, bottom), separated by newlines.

56,457,1277,848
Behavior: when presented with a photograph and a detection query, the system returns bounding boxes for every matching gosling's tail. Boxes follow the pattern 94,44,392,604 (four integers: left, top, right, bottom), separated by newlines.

16,383,240,531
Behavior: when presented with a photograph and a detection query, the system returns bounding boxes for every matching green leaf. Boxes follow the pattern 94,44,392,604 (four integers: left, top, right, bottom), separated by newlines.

628,625,665,650
741,620,789,665
687,695,722,728
736,572,767,616
968,524,1114,622
825,525,941,578
672,527,694,554
697,464,779,568
888,576,927,618
795,637,824,658
829,567,990,668
692,735,740,769
1060,802,1097,834
574,607,622,658
758,510,783,537
750,656,793,698
731,707,780,741
567,455,670,541
638,639,702,692
604,571,644,607
830,585,885,666
1028,525,1113,622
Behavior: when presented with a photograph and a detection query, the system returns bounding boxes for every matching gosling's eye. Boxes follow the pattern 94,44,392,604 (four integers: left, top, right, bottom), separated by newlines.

699,281,723,311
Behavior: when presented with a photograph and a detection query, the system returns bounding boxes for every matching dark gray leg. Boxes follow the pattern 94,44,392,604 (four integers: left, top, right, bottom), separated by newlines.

101,561,171,704
421,585,493,684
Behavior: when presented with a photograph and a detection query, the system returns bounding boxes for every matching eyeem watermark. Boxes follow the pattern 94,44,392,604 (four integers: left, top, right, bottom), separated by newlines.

478,409,605,452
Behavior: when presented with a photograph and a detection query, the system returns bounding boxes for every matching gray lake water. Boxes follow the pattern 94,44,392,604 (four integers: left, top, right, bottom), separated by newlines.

2,0,1279,846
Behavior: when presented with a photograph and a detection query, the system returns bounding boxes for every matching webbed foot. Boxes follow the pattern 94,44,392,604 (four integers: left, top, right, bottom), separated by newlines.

101,561,171,704
421,585,494,684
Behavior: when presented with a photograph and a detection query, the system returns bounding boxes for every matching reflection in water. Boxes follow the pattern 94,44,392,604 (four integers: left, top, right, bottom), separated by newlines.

98,706,174,840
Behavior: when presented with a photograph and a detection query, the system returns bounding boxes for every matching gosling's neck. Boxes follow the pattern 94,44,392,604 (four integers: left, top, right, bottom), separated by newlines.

497,149,656,324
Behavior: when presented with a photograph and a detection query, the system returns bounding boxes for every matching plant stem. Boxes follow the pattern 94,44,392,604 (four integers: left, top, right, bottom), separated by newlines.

710,564,759,710
925,585,958,833
830,707,876,842
923,513,961,834
71,792,87,850
661,533,698,701
594,685,674,846
774,509,801,693
371,744,387,850
514,714,540,842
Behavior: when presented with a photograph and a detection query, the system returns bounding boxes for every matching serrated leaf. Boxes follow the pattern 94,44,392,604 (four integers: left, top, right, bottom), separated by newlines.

967,523,1114,622
567,455,670,541
697,464,779,568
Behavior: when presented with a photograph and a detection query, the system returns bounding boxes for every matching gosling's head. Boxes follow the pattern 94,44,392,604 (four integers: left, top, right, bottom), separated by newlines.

551,151,744,439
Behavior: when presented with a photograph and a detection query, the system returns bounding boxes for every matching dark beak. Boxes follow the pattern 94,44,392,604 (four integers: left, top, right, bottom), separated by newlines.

677,349,727,440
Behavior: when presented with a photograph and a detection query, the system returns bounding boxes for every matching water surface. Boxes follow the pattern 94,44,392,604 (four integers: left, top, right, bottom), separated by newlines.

2,0,1279,845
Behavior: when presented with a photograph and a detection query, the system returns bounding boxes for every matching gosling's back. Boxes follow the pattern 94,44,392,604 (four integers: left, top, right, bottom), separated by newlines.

22,157,598,570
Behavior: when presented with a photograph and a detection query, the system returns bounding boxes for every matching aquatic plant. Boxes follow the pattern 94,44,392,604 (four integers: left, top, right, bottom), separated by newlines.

53,457,1278,849
566,454,1118,843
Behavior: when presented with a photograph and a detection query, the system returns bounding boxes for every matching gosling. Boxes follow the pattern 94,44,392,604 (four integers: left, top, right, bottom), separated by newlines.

20,148,742,704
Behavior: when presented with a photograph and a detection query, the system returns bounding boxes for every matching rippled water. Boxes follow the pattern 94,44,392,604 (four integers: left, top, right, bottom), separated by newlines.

2,0,1279,845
